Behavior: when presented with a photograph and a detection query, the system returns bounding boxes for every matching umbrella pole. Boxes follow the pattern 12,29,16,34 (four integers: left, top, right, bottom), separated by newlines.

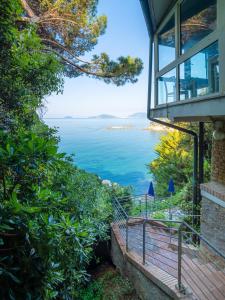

169,192,172,220
145,194,147,219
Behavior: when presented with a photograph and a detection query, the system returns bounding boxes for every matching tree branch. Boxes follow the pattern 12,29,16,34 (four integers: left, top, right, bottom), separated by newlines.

41,39,94,65
20,0,36,18
38,17,80,27
43,48,118,79
18,16,31,22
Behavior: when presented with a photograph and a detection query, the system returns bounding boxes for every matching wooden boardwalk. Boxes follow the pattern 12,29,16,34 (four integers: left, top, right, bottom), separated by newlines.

118,221,225,300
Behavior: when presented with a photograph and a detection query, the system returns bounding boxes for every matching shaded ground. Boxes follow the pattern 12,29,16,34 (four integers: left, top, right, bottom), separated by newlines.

79,262,140,300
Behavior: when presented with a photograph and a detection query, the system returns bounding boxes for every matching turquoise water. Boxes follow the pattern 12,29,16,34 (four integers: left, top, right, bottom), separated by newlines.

44,118,163,194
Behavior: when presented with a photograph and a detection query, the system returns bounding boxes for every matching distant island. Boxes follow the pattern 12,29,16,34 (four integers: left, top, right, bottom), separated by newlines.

128,112,146,118
88,114,117,119
88,112,147,119
64,116,74,119
45,112,147,119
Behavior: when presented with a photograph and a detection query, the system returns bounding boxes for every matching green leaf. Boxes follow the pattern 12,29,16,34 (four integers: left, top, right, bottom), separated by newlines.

0,224,14,231
5,270,21,284
9,288,16,300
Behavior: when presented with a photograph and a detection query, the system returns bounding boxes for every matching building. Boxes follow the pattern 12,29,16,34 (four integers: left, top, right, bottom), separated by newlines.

140,0,225,255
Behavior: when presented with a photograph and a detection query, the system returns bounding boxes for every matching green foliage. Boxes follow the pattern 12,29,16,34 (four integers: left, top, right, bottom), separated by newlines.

130,195,181,218
0,1,131,299
79,268,138,300
149,123,213,214
0,1,63,129
150,129,193,197
19,0,143,85
151,211,166,220
0,122,127,299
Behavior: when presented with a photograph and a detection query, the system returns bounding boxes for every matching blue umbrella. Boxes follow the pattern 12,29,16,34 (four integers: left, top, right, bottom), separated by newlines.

168,178,175,193
148,181,155,197
168,178,175,220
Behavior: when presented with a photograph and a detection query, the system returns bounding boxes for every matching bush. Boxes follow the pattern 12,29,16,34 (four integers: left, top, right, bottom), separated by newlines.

0,127,129,298
0,2,131,298
79,266,138,300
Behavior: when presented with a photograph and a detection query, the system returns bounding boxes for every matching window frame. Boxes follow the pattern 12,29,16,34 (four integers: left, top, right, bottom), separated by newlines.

153,0,224,107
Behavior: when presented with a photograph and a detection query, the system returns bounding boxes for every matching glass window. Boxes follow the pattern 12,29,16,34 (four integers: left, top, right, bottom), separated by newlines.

158,69,176,105
179,42,219,100
151,46,155,108
158,15,175,70
181,0,217,54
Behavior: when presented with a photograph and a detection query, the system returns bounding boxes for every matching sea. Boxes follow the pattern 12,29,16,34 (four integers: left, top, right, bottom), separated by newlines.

44,118,164,194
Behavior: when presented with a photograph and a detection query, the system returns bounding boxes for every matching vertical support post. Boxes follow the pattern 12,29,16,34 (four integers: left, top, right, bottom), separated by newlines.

126,218,129,252
112,198,116,222
145,194,148,219
139,198,141,215
169,193,172,220
143,220,146,265
178,226,183,292
149,198,152,216
193,134,199,227
195,122,204,233
199,122,204,188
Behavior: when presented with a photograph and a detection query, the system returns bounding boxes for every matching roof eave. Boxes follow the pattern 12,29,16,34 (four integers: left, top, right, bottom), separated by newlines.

139,0,153,37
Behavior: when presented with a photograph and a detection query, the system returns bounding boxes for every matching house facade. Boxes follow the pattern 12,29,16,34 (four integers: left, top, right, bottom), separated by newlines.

140,0,225,254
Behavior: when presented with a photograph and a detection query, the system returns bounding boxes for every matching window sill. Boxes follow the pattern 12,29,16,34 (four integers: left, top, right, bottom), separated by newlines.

154,92,224,110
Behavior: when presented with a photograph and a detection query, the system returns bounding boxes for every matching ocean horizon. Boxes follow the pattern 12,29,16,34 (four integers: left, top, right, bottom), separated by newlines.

44,118,164,194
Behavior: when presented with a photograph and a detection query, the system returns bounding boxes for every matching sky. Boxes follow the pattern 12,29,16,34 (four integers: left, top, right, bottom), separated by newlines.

45,0,149,118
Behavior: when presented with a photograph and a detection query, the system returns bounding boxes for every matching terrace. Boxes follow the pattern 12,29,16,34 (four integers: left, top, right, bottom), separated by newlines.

111,195,225,299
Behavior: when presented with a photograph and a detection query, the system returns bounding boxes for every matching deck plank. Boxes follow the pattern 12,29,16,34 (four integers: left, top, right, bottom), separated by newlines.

117,220,225,300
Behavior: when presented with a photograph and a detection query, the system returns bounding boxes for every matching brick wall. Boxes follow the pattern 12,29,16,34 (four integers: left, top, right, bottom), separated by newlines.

211,135,225,184
201,195,225,255
200,122,225,255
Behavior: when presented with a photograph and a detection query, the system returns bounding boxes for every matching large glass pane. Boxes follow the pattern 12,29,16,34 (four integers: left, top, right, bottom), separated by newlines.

158,69,176,105
181,0,217,53
158,15,175,70
179,42,219,100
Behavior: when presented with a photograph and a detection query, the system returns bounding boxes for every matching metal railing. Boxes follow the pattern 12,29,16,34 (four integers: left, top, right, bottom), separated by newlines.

114,193,191,221
113,196,225,298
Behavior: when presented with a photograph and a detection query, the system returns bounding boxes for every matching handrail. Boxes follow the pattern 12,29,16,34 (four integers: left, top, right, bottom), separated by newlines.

113,196,225,297
114,195,225,261
113,197,129,219
182,221,225,260
132,217,225,260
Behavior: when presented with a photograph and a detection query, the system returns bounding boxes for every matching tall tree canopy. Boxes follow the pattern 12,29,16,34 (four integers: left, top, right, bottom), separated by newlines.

0,1,132,298
19,0,143,85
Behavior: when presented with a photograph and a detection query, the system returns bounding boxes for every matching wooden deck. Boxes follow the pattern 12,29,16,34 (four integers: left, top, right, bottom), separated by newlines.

117,221,225,300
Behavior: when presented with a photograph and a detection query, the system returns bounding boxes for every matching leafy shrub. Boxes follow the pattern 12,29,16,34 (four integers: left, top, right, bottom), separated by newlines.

0,126,130,299
149,123,213,216
0,1,131,298
79,267,138,300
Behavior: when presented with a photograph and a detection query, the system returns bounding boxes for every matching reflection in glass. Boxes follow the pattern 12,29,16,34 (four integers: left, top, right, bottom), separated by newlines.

181,0,217,53
179,42,219,100
158,69,176,105
158,15,175,70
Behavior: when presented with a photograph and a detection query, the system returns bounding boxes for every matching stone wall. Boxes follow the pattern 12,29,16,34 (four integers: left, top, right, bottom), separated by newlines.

111,230,173,300
200,122,225,255
211,138,225,184
201,192,225,256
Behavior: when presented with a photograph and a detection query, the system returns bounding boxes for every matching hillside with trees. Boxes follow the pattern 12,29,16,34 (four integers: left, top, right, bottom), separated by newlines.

0,0,139,298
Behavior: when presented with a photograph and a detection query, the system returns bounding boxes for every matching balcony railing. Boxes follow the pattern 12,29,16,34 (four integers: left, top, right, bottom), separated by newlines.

112,196,225,299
